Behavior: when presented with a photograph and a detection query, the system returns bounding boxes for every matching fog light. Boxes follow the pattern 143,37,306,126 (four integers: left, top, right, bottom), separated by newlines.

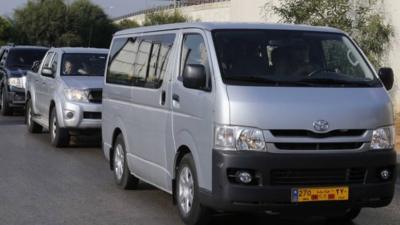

66,111,74,119
380,169,391,180
236,171,253,184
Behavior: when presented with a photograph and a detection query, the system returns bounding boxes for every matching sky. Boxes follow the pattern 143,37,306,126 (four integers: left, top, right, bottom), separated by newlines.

0,0,171,18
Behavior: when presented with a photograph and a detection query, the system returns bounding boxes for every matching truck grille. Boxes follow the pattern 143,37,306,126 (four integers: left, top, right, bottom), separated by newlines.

271,168,366,185
88,89,102,104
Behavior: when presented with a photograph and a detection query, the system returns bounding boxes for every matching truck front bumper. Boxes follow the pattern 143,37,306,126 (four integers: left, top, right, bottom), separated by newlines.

61,101,102,129
200,149,397,214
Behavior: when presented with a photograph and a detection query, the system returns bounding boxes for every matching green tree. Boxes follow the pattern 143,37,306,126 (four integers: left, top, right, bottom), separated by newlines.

67,0,116,48
267,0,394,68
0,16,12,45
117,19,140,30
143,10,188,26
13,0,67,46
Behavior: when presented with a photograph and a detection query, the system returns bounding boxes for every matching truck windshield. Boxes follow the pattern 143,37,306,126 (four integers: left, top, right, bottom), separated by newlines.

61,53,107,76
212,30,381,87
6,49,47,68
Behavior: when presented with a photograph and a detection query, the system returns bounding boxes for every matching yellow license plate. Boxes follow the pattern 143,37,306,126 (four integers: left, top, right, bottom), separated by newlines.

291,187,349,203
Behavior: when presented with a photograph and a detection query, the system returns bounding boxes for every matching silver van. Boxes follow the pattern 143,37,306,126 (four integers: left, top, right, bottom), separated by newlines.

102,23,397,225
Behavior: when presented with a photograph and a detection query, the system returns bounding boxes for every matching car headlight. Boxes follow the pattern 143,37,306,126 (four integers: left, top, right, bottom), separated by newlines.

371,126,395,150
64,89,89,102
8,77,25,89
214,125,266,151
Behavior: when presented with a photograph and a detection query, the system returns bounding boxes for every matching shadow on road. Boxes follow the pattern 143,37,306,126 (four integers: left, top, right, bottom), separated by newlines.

208,213,357,225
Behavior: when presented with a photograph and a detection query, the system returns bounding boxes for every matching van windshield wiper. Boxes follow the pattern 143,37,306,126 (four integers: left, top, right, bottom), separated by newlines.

296,77,375,87
224,76,315,86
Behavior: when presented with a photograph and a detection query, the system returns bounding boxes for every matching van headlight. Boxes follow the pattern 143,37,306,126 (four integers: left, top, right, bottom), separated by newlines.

64,89,89,102
371,126,395,150
214,125,266,151
8,77,25,89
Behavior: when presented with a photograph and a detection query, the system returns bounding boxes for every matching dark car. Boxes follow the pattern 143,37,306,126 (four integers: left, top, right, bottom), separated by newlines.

0,45,48,115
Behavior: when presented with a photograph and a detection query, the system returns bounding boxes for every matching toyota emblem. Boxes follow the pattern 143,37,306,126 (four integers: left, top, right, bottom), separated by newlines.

313,120,329,132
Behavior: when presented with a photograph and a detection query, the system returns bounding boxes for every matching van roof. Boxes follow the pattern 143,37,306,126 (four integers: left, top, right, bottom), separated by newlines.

115,22,344,36
51,47,109,54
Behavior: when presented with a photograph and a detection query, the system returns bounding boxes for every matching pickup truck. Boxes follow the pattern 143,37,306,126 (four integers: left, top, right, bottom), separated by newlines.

0,45,48,115
25,47,108,147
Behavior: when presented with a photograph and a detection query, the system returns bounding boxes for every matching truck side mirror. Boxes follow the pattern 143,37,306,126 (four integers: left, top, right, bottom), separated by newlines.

378,67,394,91
41,67,54,77
32,61,41,73
182,64,207,90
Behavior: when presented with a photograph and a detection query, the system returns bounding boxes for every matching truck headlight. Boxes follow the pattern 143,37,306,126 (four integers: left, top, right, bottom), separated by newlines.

64,89,89,102
215,125,266,151
8,77,25,89
371,126,395,150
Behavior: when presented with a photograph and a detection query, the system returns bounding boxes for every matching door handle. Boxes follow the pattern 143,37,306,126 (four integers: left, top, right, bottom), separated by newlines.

172,94,180,102
160,90,166,105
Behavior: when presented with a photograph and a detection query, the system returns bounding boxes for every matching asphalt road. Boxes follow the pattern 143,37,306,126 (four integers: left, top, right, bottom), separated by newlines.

0,114,399,225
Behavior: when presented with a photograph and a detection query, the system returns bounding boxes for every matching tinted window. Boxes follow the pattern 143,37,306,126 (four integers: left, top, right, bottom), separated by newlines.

6,49,47,68
212,30,380,87
61,53,107,76
180,34,211,79
107,34,175,88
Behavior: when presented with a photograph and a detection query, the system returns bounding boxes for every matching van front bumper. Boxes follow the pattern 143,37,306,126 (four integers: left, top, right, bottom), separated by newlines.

201,149,397,214
61,101,102,129
7,87,26,107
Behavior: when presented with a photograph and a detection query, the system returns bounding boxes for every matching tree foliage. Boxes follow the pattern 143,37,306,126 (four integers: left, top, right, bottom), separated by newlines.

268,0,394,68
117,19,140,30
12,0,116,48
0,16,12,45
143,10,188,26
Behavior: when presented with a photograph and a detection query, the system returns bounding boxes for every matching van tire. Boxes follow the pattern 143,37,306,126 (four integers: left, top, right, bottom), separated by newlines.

26,99,42,133
0,86,12,116
113,134,139,190
49,108,69,147
176,154,211,225
327,208,361,222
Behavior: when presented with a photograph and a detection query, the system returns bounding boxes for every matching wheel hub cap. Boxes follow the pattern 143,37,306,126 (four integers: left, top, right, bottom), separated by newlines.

178,166,194,215
114,144,124,181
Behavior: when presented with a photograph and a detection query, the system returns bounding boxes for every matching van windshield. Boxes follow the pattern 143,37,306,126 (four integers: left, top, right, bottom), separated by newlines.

62,53,107,76
212,30,381,87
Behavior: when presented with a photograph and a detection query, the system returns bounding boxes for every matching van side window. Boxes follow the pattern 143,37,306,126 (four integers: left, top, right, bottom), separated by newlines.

107,34,175,88
180,34,211,83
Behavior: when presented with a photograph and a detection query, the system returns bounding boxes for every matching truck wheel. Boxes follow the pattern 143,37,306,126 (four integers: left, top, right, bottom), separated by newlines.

49,107,69,147
113,134,139,189
0,86,12,116
328,208,361,222
26,99,42,133
176,154,211,225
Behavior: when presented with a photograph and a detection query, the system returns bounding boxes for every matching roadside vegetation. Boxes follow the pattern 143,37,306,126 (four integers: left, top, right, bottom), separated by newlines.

0,0,189,48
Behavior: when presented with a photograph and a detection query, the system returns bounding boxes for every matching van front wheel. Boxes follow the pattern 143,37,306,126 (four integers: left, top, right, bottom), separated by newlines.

176,154,211,225
113,134,139,190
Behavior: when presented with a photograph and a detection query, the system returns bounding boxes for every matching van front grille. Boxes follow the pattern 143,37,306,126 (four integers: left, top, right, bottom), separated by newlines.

270,129,366,138
88,89,102,104
271,168,366,185
274,142,363,150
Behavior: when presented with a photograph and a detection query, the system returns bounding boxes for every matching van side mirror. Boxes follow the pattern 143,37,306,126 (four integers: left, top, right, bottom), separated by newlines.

41,67,54,77
182,64,207,90
378,67,394,91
